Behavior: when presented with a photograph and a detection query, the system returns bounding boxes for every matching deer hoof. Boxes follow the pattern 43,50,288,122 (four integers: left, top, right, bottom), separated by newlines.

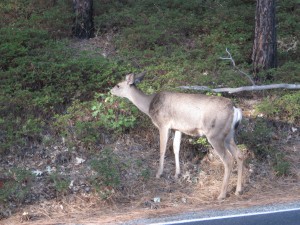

174,173,180,179
235,190,242,196
217,194,226,200
156,173,161,179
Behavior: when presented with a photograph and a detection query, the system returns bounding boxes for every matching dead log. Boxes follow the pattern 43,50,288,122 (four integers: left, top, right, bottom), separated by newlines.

179,84,300,94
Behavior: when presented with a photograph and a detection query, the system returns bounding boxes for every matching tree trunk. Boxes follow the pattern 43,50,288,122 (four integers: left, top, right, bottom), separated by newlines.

252,0,277,78
72,0,94,39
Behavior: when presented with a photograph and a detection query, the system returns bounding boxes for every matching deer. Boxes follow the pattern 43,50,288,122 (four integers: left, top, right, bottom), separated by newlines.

111,72,244,200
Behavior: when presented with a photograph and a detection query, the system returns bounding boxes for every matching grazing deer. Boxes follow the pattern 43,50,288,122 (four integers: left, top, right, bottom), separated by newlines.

111,72,244,199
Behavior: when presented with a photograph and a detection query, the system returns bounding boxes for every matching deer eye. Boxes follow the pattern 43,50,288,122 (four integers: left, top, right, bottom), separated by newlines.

116,85,120,88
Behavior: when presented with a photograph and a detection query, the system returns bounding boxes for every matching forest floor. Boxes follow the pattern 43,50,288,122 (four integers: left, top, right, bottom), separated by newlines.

1,37,300,225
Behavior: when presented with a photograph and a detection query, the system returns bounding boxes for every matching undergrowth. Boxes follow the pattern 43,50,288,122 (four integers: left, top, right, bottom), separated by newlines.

0,168,34,203
0,0,299,186
257,91,300,124
239,118,291,176
90,148,123,200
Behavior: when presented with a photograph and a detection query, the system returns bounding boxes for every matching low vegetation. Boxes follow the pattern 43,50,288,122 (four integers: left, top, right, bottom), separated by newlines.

0,0,299,220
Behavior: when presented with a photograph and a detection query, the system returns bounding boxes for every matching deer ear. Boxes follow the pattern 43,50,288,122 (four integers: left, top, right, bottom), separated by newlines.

134,71,146,84
126,73,135,85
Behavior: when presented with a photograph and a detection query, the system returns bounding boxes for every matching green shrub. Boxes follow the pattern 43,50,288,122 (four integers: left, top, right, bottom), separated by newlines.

257,92,300,124
239,118,274,159
273,153,290,176
91,92,138,132
49,172,70,195
53,99,98,149
0,0,72,37
0,115,43,154
0,168,33,203
90,148,122,199
53,92,138,149
239,118,291,176
0,25,127,152
274,62,300,83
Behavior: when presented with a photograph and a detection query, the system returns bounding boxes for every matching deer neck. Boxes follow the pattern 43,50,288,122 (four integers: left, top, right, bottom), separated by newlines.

127,86,154,116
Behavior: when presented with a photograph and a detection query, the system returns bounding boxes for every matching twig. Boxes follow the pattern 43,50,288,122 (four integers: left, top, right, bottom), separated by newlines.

220,48,255,85
36,208,52,220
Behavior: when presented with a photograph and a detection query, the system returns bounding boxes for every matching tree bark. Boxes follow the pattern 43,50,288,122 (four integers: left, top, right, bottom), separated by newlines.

72,0,94,39
252,0,277,78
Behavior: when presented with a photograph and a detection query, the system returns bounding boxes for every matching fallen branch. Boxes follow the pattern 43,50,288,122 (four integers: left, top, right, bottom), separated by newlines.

179,83,300,93
220,48,255,85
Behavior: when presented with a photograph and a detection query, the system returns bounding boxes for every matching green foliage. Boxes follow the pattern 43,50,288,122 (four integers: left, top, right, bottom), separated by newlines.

273,153,290,176
90,148,122,199
135,159,151,181
94,0,255,89
52,92,138,149
0,24,125,152
257,92,300,124
91,93,138,132
52,99,100,149
49,172,70,195
0,0,73,37
0,115,43,154
0,168,33,203
195,137,210,148
277,0,300,37
140,168,151,181
274,62,300,83
239,118,291,176
0,0,299,180
239,118,274,159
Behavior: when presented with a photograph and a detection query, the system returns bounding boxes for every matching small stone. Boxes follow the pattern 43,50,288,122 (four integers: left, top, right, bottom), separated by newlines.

153,197,160,203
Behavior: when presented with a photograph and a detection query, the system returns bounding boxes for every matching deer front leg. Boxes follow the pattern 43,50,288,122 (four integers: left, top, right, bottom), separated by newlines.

156,127,169,178
173,130,182,179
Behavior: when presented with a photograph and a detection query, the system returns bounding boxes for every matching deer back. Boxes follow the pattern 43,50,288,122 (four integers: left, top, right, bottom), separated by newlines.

149,92,234,137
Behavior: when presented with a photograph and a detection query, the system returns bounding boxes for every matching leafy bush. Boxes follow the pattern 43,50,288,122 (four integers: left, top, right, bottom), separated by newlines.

91,93,138,132
52,92,138,150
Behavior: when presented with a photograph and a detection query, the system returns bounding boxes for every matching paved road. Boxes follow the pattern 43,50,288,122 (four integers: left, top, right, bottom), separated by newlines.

151,208,300,225
124,202,300,225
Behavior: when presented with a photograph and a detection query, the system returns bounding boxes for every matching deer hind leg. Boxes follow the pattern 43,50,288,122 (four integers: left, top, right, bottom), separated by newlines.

208,137,234,200
156,127,169,178
173,130,182,179
225,135,244,196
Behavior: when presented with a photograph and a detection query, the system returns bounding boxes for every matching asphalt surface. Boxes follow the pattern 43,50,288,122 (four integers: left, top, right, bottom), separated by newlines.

124,202,300,225
152,208,300,225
